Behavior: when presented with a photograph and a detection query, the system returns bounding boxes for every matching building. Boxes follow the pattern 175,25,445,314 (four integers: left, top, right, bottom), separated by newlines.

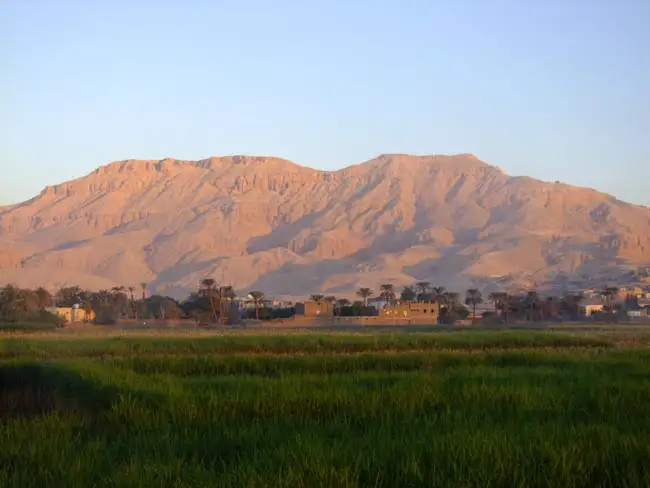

368,297,390,311
582,298,604,316
46,306,95,324
626,304,648,318
236,294,293,310
630,287,644,297
295,300,333,317
381,302,440,323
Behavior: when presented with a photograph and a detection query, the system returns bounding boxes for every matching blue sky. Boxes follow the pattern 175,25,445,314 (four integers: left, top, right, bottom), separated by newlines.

1,0,648,205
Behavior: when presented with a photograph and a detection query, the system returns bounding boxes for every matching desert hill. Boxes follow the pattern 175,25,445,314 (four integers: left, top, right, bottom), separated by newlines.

1,154,649,298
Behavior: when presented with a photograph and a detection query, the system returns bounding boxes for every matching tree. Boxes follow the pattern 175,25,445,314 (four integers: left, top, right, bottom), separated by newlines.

438,291,466,324
82,294,94,323
310,294,325,303
199,279,218,322
91,289,120,324
525,291,540,321
488,292,509,322
415,282,431,302
179,292,211,321
56,286,83,307
35,287,52,310
601,286,620,316
356,288,374,307
140,282,148,301
218,285,236,325
0,285,62,325
437,291,457,321
143,295,182,320
110,286,129,318
543,296,559,320
465,288,483,324
351,300,364,316
323,295,337,314
335,298,350,316
0,285,23,322
560,293,584,320
431,286,446,303
249,291,266,320
127,286,136,318
625,293,639,310
379,284,396,306
415,282,430,295
487,292,501,314
400,286,416,303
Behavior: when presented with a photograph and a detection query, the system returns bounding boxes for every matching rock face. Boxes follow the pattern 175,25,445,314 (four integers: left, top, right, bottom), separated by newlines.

1,154,649,297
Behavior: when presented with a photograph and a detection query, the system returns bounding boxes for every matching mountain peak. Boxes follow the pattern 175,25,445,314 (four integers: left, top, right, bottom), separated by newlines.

2,153,649,297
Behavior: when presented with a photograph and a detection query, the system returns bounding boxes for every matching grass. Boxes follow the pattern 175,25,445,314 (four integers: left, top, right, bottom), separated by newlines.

0,321,58,333
1,330,650,487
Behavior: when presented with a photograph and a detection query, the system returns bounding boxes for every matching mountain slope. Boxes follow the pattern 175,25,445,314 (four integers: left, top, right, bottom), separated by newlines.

1,154,649,297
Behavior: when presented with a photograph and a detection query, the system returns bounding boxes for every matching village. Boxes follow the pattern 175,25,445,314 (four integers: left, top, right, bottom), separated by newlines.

1,279,644,328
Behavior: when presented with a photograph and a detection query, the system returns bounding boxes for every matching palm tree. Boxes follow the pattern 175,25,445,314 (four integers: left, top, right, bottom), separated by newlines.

218,285,236,325
310,294,325,303
83,297,94,323
465,288,483,324
379,284,396,306
140,282,148,301
199,279,217,322
543,296,559,320
415,282,431,301
488,291,509,322
562,293,584,320
335,298,350,316
436,291,453,316
601,286,620,319
127,286,136,318
249,291,266,320
415,282,430,295
400,286,416,303
324,295,337,315
431,286,446,303
487,292,500,314
525,291,540,321
356,288,374,307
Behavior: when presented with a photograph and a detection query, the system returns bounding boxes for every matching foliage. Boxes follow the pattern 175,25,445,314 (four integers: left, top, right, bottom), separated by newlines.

1,332,649,487
464,288,483,322
400,286,416,302
379,284,396,306
248,291,267,320
356,288,374,307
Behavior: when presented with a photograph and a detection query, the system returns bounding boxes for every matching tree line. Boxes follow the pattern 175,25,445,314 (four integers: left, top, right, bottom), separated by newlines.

310,283,635,324
0,278,636,326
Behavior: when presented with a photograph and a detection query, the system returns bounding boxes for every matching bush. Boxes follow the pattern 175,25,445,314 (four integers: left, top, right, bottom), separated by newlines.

26,310,66,327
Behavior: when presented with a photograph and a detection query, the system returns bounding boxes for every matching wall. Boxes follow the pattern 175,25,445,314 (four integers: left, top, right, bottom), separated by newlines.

381,302,440,323
295,300,333,317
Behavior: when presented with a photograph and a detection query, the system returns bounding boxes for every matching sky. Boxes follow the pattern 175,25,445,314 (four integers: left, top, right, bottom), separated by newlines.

1,0,649,205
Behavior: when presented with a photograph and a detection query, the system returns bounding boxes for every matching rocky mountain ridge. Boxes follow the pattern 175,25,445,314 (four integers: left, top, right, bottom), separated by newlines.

1,154,649,298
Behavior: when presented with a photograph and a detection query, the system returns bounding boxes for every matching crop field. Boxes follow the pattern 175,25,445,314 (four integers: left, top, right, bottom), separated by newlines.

1,330,650,487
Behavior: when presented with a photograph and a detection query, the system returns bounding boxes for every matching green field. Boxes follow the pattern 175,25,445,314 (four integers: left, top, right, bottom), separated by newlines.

2,330,650,487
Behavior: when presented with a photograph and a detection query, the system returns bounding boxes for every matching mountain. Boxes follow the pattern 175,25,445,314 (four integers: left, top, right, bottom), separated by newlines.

1,154,649,298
